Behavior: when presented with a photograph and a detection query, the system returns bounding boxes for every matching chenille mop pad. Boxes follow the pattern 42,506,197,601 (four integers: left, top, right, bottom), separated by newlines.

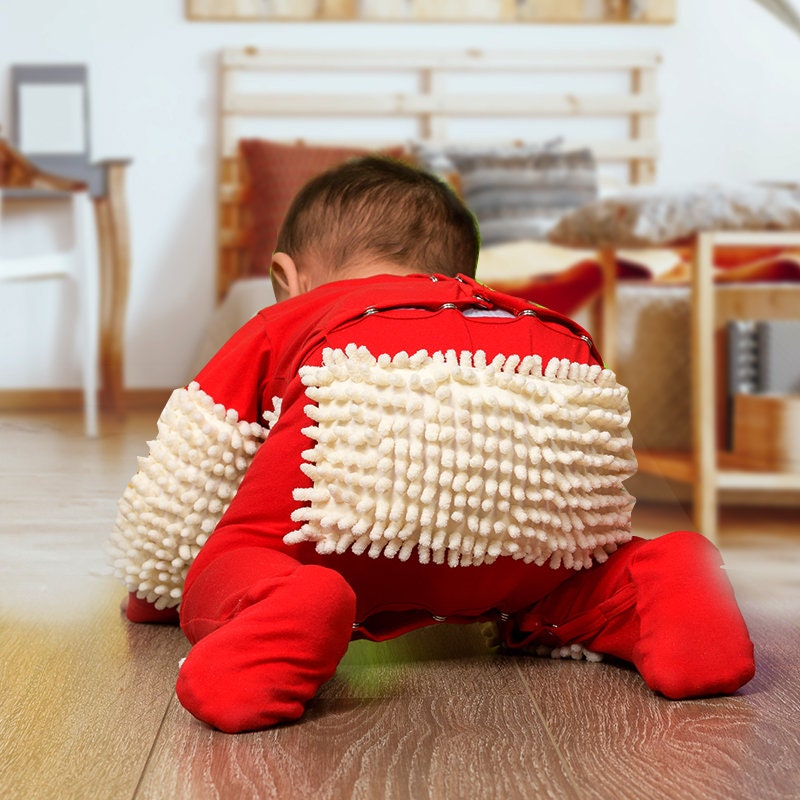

287,344,637,568
108,382,273,610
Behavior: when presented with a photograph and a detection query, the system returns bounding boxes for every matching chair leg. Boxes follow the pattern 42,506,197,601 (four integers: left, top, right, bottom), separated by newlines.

73,191,100,437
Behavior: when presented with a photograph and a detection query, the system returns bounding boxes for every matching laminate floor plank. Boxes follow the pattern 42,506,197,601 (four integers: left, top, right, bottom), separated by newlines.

0,580,188,800
509,582,800,800
137,625,581,800
3,412,799,800
1,413,188,800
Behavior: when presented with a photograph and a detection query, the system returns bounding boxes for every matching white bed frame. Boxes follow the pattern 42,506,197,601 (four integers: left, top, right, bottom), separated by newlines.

216,47,660,301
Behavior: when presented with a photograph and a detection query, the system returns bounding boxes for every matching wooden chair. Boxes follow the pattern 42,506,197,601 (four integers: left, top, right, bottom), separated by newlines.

0,138,100,436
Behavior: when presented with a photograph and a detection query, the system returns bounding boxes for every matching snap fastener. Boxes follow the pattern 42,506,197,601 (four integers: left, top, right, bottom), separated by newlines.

455,275,466,283
429,275,439,282
539,622,560,645
579,334,593,346
473,294,491,305
432,614,447,622
440,303,458,310
518,309,538,317
362,307,379,316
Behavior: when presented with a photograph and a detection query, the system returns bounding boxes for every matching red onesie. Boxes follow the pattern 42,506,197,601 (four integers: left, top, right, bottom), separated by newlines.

109,273,754,733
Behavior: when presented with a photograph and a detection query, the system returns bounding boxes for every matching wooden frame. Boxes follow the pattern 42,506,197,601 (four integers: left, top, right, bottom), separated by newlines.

633,231,800,544
217,47,660,302
190,0,675,23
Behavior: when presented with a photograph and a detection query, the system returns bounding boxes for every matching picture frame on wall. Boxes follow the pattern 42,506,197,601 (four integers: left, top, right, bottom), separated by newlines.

185,0,675,24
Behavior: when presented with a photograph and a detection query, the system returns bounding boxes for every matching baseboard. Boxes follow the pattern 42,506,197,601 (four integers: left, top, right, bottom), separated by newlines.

0,388,172,413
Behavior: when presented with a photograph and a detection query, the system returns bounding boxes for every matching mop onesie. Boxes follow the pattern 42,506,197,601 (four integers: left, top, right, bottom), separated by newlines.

109,272,755,733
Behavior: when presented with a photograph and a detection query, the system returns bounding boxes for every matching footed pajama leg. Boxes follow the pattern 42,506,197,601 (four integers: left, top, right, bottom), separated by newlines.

177,548,356,733
623,531,755,698
506,531,755,699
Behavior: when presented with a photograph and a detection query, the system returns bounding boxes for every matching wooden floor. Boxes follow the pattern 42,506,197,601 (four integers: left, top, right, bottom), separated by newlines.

1,411,798,800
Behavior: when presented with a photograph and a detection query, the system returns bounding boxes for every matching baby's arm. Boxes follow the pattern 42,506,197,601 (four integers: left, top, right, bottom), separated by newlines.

107,316,274,622
108,381,267,620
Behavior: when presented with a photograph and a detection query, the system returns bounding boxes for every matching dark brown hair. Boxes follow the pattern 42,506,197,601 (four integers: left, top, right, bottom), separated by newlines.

275,156,479,278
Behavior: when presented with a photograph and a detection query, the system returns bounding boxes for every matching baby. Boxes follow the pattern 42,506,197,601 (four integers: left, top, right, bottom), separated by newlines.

109,156,755,733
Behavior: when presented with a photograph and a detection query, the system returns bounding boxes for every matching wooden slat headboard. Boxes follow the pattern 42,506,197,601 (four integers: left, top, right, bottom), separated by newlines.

217,47,660,302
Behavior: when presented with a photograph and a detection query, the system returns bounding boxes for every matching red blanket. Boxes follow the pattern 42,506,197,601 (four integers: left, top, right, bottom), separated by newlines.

490,247,800,316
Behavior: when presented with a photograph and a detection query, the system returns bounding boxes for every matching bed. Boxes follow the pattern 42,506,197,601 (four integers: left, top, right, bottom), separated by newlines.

202,48,800,525
202,46,662,362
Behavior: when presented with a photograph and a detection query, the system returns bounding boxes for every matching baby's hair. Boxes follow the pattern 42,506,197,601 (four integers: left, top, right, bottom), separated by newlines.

275,156,480,278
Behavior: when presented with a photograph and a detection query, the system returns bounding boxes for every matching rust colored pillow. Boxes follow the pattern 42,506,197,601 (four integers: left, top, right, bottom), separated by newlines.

240,139,407,273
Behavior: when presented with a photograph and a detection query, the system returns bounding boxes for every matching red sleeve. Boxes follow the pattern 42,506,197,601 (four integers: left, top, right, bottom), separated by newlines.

194,314,273,424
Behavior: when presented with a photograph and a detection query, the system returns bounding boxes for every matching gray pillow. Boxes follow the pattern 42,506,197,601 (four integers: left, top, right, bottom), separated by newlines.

414,141,597,245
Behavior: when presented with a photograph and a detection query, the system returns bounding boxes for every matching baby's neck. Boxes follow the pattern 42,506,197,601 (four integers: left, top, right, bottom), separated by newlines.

334,260,417,281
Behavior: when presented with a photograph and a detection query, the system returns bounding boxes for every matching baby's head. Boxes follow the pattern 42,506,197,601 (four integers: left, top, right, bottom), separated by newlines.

270,156,479,301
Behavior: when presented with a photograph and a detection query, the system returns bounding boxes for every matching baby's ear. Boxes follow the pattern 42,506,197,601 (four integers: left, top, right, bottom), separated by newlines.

270,252,301,301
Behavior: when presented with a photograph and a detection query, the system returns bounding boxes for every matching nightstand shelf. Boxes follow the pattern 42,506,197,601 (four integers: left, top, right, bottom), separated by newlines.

637,449,800,491
632,231,800,543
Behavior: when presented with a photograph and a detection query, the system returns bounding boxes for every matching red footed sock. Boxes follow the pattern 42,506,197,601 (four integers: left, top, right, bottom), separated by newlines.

176,549,356,733
589,531,755,699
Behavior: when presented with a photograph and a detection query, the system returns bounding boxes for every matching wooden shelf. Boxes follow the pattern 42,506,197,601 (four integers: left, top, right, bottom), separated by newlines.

637,449,800,492
632,231,800,543
635,450,695,484
716,470,800,491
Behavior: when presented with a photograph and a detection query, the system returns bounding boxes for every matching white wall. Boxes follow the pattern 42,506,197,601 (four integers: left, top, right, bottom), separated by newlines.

1,0,799,390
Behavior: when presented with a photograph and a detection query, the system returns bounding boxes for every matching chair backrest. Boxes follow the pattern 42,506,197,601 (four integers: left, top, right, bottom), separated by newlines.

9,64,103,197
12,65,90,167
